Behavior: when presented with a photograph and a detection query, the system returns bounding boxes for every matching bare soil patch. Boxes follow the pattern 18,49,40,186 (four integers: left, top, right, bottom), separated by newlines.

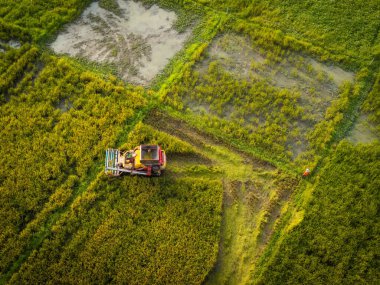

348,114,378,144
309,59,354,86
51,0,191,85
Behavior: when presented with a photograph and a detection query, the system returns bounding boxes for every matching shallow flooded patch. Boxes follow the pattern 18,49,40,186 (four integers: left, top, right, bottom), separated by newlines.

51,0,191,85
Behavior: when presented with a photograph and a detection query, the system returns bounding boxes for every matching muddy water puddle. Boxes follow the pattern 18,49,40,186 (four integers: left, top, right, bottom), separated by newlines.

51,0,191,85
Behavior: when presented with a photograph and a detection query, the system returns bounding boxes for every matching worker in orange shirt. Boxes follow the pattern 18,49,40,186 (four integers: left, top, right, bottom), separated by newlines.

303,168,311,177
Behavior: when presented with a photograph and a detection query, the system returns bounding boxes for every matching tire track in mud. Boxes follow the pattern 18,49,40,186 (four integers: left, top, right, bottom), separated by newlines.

144,109,299,285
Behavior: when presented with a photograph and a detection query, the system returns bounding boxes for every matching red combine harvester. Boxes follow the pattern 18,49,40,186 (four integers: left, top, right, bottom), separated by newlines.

105,145,166,176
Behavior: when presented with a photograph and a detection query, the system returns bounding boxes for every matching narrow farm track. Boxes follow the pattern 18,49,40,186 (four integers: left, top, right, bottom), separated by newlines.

144,110,298,285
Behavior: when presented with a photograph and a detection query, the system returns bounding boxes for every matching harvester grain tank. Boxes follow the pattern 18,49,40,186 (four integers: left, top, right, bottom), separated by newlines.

105,145,166,176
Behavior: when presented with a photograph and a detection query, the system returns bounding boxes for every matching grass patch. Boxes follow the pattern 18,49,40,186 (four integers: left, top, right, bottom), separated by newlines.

99,0,123,16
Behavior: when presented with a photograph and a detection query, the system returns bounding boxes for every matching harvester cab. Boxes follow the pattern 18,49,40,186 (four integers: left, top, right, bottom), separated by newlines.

105,145,166,176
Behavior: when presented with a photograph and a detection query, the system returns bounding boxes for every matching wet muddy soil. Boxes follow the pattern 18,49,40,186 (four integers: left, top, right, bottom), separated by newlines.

51,0,191,85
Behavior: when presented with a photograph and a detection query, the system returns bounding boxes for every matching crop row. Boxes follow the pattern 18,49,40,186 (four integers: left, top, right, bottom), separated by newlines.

0,44,39,102
0,51,146,280
9,176,223,284
0,0,92,41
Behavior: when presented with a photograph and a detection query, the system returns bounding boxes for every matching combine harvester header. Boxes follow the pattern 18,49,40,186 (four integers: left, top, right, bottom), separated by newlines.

105,145,166,177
